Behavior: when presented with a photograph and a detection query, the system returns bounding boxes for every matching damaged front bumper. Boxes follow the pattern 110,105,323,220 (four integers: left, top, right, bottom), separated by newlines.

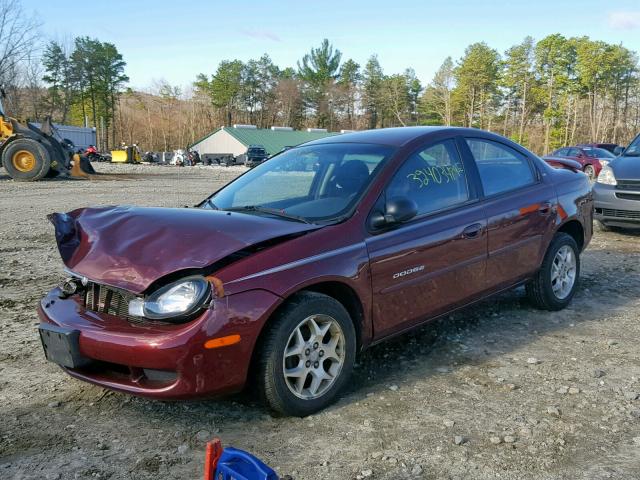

38,286,280,400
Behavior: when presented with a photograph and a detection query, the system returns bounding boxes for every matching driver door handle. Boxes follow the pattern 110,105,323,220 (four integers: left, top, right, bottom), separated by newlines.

462,223,483,239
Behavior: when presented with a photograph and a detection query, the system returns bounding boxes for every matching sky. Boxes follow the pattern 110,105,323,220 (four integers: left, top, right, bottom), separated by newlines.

23,0,640,92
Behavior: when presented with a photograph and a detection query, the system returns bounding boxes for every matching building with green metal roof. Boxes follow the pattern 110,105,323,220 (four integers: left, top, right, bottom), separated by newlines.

188,125,339,157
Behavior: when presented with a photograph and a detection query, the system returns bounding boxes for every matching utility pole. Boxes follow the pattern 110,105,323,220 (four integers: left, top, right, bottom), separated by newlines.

328,98,334,131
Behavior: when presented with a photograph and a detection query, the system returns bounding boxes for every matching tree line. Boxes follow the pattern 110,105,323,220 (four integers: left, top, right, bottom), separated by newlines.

118,36,638,154
421,36,639,154
182,36,639,155
2,0,638,155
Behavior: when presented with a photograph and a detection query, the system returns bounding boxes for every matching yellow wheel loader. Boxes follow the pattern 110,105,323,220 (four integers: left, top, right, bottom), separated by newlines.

0,88,96,181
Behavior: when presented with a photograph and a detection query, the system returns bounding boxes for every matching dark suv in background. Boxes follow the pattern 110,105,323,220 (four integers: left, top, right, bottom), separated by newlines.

243,144,269,167
577,143,620,154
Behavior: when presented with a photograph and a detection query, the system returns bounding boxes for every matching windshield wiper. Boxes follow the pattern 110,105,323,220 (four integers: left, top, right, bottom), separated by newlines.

224,205,311,224
202,198,218,209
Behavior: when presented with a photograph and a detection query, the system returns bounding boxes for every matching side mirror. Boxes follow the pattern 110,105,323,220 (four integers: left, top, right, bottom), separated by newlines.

369,196,418,229
613,146,625,156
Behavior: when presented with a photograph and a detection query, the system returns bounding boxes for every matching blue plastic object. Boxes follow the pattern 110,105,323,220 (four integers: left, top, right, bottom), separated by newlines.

214,447,279,480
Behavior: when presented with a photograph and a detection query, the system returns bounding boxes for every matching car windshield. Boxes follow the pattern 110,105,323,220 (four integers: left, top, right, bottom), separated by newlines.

623,136,640,157
249,148,266,155
582,147,615,158
203,143,395,223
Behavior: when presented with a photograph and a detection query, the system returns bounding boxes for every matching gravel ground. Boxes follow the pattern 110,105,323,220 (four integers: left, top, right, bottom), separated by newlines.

1,163,640,480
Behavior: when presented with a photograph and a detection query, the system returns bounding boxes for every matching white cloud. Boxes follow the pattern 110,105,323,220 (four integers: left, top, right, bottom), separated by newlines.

608,11,640,30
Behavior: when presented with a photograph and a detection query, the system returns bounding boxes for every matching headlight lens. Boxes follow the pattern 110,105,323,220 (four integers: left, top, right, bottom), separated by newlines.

129,276,211,320
596,165,617,185
599,160,609,168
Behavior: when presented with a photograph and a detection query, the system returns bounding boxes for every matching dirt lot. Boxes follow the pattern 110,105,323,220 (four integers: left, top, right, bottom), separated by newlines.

1,163,640,480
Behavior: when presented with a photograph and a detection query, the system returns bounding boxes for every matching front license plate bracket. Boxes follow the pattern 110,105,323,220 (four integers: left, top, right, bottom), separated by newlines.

39,324,92,369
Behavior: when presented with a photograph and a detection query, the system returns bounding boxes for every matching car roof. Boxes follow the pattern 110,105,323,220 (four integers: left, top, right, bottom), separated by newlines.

304,126,494,147
577,143,616,147
557,146,588,151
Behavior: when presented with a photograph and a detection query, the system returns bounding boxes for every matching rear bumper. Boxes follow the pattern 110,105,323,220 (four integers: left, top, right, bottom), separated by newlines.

38,287,280,399
593,183,640,228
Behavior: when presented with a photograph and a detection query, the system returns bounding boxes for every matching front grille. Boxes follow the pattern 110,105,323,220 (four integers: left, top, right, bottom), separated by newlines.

84,282,139,323
617,180,640,192
599,208,640,219
616,193,640,201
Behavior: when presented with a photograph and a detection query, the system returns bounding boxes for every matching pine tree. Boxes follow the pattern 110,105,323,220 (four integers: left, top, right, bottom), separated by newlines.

297,39,342,127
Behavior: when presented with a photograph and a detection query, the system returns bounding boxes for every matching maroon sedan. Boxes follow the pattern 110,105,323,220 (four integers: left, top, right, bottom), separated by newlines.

546,146,616,181
39,127,593,416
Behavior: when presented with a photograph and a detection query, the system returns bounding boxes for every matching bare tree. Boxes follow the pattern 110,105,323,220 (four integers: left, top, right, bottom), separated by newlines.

22,51,43,119
0,0,40,86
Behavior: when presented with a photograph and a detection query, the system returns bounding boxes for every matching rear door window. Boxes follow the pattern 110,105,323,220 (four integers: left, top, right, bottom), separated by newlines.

567,148,580,157
386,140,470,216
465,138,536,197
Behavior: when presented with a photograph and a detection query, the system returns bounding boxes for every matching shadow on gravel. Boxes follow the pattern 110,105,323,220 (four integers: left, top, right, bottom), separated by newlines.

611,228,640,238
346,285,629,395
0,171,139,182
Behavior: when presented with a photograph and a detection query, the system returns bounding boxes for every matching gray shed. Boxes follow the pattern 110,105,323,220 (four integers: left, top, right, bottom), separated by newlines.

31,122,97,150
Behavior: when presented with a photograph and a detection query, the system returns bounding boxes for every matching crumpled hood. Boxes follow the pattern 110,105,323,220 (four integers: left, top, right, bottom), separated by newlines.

49,206,320,294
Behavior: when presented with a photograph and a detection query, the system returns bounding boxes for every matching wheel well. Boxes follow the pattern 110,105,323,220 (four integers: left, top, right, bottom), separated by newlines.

246,282,366,390
303,282,364,348
0,135,17,155
557,220,585,251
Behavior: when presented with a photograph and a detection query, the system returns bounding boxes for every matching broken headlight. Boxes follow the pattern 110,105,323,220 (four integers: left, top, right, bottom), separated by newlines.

128,276,211,320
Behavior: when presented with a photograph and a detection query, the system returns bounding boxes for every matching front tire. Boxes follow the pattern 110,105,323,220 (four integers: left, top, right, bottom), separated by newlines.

2,138,51,181
257,291,356,416
526,233,580,311
583,164,596,181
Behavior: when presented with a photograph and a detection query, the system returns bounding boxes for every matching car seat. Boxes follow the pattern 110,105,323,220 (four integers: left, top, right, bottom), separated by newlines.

327,159,370,197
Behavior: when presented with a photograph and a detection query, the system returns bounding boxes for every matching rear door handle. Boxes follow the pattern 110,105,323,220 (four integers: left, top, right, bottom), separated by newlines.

538,202,554,216
462,223,483,239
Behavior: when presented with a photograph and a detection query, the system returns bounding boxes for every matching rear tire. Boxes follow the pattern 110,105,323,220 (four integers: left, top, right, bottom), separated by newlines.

526,233,580,311
2,138,51,181
256,291,356,417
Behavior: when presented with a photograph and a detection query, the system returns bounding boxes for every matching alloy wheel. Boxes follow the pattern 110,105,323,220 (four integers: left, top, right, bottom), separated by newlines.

551,245,577,300
584,165,595,181
282,314,345,400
